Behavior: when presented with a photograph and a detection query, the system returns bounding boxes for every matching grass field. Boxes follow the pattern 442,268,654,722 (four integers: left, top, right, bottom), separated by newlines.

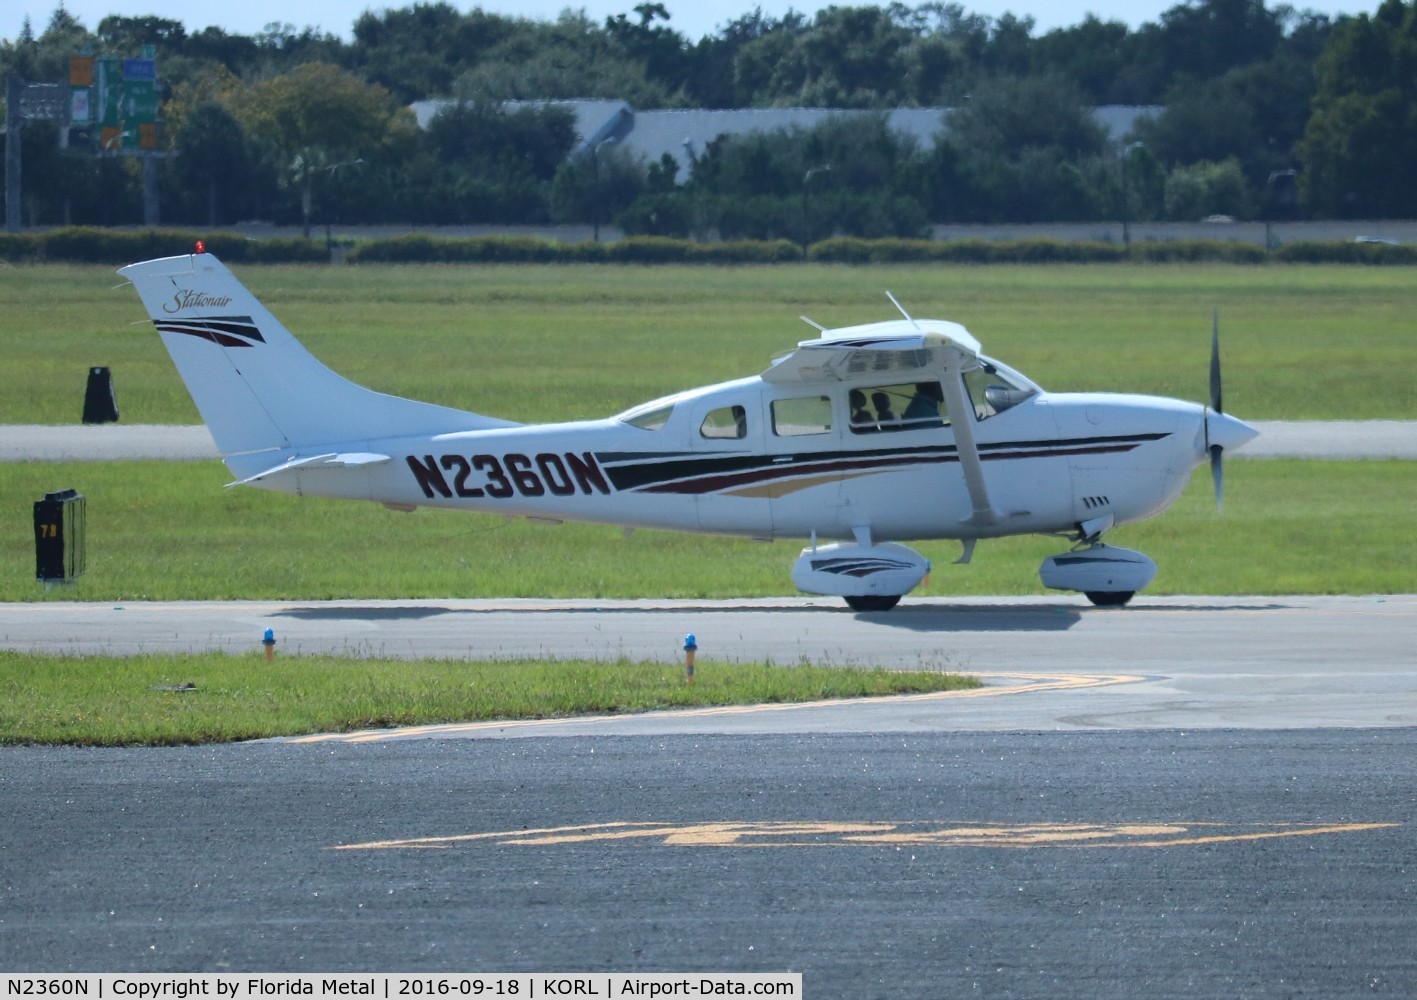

1,262,1414,424
1,261,1412,600
0,650,977,745
3,459,1414,600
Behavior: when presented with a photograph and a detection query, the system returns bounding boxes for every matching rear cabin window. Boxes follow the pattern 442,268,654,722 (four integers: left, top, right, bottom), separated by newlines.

771,396,832,437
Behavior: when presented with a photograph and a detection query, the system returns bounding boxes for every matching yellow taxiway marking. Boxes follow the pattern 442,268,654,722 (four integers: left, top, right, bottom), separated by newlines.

333,820,1398,852
287,670,1143,744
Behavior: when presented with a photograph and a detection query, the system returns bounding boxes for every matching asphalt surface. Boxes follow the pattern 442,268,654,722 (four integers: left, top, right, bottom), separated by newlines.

2,595,1415,993
3,420,1416,460
4,422,1416,991
2,731,1414,995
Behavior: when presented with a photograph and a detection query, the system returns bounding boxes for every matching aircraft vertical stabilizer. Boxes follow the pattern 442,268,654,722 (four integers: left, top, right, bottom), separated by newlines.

118,252,514,457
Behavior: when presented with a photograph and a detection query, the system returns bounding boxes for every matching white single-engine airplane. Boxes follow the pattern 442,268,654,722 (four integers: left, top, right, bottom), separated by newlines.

120,250,1257,609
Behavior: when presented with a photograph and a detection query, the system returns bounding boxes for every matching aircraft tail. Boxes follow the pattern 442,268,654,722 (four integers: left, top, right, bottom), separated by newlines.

118,252,515,458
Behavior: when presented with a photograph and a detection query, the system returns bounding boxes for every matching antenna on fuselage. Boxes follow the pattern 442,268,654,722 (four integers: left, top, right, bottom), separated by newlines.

886,291,922,332
799,315,828,332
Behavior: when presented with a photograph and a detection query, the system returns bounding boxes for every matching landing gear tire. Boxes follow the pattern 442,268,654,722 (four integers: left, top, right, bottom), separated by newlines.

844,594,902,612
1084,590,1135,607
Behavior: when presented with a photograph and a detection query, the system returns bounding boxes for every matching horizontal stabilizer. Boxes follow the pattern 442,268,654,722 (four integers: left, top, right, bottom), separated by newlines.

228,451,391,487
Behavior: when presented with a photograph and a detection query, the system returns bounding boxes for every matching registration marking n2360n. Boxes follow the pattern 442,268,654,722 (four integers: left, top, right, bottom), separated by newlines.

407,452,611,500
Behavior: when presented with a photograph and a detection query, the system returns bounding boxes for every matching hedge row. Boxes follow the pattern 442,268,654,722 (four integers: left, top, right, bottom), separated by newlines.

0,228,327,264
335,234,1410,266
1273,240,1417,264
805,236,1275,263
345,234,804,264
2,227,1412,266
349,234,1274,264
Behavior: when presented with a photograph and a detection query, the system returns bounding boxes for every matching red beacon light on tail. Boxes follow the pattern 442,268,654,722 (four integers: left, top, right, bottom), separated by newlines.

194,240,206,254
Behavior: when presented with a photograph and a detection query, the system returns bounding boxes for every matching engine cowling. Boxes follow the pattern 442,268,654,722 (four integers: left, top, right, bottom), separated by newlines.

791,541,930,599
1039,544,1156,597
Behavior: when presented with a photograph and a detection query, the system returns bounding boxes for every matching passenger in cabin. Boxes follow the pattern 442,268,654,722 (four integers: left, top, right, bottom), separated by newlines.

849,389,876,432
903,382,944,426
871,391,897,427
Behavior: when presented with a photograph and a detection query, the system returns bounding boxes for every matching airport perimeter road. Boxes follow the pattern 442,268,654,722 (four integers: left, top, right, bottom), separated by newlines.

2,730,1414,994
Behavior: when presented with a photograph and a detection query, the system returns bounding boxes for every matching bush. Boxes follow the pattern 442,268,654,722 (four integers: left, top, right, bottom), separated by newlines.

691,240,802,264
993,238,1120,263
0,233,41,262
927,239,998,264
561,241,610,263
862,239,938,263
806,238,875,264
1275,240,1417,265
1128,239,1265,263
604,236,693,264
39,227,179,263
349,234,563,263
807,237,1125,264
347,234,446,263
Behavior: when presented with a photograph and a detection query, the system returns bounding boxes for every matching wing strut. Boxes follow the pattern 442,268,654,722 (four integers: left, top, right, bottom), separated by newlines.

938,366,997,527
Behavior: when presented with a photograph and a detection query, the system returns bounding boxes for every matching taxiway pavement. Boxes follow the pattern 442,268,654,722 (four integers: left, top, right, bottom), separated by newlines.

1,594,1413,736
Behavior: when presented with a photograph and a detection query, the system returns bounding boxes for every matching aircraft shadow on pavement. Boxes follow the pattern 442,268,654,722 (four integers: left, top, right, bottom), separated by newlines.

265,601,1149,633
266,594,1297,626
866,599,1297,632
273,606,456,621
856,602,1083,632
270,603,847,622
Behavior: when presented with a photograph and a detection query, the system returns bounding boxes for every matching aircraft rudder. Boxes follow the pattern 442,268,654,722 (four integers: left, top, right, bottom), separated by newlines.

118,252,515,457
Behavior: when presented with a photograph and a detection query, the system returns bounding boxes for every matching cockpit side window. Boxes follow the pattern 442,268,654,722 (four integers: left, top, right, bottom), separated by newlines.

849,382,948,434
701,405,748,439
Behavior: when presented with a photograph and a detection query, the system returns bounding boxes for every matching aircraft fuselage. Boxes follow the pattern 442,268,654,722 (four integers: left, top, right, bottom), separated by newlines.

225,375,1212,545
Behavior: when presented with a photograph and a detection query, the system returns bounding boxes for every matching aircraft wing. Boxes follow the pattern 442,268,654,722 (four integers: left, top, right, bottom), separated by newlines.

762,320,981,384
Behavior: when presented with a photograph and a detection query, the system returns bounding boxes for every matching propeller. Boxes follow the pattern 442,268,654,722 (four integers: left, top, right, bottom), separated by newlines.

1204,309,1258,511
1208,309,1225,510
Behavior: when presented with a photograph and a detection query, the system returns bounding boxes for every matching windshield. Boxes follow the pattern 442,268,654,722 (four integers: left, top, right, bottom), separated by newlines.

618,401,674,431
963,359,1039,420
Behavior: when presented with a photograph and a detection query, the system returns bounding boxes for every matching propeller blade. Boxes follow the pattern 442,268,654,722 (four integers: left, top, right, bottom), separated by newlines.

1208,310,1225,511
1210,308,1223,415
1210,443,1224,512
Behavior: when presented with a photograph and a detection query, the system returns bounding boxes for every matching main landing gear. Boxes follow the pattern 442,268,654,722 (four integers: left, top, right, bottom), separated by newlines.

842,594,903,612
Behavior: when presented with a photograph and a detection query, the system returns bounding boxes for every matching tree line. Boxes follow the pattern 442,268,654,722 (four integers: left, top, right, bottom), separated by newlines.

2,0,1415,235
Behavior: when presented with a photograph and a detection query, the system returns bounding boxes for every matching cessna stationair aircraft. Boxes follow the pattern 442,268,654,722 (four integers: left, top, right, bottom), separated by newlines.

119,249,1257,610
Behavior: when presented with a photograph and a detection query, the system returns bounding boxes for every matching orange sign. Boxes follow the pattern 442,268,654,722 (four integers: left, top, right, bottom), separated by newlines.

69,56,94,87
